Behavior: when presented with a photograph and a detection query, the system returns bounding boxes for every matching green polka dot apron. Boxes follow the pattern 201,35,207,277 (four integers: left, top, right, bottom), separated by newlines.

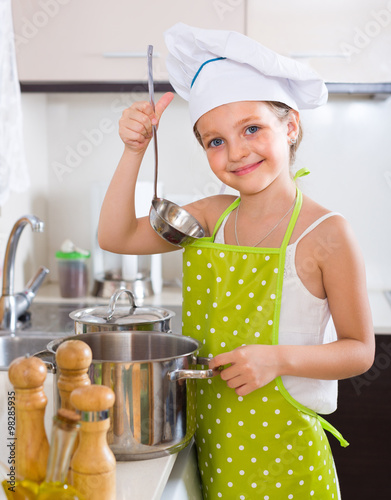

182,187,348,500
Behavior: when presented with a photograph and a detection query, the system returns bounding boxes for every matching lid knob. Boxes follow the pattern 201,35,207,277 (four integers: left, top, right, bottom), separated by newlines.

105,288,136,320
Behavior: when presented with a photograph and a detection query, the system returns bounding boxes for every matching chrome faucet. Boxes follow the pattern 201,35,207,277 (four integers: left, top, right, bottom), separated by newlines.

0,215,49,332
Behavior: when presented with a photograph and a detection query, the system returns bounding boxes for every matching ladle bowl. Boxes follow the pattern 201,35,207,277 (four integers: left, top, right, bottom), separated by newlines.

147,45,205,247
150,197,205,246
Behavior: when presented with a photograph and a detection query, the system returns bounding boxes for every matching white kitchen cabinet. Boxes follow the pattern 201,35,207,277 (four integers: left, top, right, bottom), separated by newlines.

12,0,245,82
247,0,391,83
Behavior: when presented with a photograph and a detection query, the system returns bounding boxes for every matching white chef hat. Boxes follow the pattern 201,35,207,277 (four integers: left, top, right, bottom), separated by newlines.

164,23,328,126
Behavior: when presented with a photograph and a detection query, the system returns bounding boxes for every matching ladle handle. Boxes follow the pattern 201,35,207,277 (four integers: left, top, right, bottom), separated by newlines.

147,44,158,200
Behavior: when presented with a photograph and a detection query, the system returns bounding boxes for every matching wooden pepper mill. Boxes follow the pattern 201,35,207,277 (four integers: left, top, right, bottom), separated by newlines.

56,340,92,410
70,385,116,500
56,338,93,477
8,355,50,483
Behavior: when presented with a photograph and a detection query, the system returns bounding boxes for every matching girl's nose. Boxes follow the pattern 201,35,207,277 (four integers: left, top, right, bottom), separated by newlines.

228,139,250,162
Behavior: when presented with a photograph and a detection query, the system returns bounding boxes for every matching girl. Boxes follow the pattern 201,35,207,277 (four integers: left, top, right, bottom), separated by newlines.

98,23,374,500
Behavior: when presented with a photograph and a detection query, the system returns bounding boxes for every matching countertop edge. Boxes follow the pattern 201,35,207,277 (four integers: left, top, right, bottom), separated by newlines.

116,454,177,500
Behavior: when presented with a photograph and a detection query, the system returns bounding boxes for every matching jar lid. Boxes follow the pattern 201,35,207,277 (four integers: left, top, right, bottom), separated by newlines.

69,289,174,326
56,250,91,260
56,239,90,259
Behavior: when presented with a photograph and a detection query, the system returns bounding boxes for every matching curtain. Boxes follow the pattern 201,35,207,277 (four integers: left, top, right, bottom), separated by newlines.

0,0,29,207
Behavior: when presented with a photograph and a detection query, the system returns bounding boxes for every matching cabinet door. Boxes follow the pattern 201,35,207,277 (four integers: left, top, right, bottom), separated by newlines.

12,0,245,82
327,335,391,500
247,0,391,82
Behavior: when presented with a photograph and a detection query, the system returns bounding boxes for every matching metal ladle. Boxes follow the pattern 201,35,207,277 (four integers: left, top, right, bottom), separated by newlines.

147,45,205,246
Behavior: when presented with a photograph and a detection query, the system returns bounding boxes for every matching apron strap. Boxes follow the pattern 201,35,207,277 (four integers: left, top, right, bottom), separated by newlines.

211,198,240,240
281,167,310,249
317,414,350,447
293,167,310,181
274,180,349,449
275,377,349,447
280,187,302,250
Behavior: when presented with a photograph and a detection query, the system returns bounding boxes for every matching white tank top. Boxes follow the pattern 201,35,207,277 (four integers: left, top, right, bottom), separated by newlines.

214,211,342,415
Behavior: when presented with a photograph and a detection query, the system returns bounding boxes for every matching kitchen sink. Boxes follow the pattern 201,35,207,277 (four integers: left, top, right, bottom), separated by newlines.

0,301,80,370
0,334,55,370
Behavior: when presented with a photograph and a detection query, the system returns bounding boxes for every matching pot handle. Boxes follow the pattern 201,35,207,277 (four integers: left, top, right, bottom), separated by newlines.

105,288,136,320
33,348,56,373
168,356,214,382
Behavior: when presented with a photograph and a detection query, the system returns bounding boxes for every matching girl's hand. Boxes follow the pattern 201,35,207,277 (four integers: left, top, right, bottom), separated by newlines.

209,345,284,396
119,92,174,154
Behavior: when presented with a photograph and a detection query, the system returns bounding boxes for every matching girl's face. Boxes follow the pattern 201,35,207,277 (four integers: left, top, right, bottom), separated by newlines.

196,101,299,195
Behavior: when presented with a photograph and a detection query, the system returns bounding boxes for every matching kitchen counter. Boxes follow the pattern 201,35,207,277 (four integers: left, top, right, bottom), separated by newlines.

366,289,391,334
116,454,177,500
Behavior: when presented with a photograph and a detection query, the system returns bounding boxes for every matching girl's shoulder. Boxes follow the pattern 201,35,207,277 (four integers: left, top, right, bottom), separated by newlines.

185,194,238,237
292,193,353,251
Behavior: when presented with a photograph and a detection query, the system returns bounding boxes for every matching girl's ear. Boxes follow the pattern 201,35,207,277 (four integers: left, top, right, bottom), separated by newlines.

287,110,300,137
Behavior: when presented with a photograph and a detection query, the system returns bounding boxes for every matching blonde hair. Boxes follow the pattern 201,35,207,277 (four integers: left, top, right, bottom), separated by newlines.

193,101,303,166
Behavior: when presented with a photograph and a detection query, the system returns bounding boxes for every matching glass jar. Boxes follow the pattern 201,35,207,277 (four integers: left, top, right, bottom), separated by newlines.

56,251,90,298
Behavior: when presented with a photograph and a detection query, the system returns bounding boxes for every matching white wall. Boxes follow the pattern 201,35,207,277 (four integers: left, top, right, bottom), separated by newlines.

298,96,391,289
1,92,391,292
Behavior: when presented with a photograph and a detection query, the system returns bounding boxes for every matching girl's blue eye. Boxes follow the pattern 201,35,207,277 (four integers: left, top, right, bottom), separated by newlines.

209,138,224,148
245,126,259,135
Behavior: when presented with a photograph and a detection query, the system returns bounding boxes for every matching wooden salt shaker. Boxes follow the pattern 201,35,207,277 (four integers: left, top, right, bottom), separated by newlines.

56,340,92,410
8,355,50,483
70,385,116,500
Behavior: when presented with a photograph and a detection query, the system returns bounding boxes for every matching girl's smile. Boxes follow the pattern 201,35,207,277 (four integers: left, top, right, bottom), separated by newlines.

231,160,264,176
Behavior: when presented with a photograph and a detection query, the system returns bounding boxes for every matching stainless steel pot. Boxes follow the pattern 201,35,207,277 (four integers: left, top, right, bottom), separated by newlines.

69,289,174,334
44,330,212,460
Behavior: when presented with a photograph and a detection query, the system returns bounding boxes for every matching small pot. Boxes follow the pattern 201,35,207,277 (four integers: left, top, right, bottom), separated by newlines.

44,330,212,460
69,289,174,334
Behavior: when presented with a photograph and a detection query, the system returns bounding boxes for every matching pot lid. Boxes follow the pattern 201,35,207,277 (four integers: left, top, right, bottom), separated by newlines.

69,289,174,326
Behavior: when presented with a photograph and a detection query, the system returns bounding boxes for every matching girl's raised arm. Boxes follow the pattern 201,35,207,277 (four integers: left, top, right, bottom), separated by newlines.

98,92,178,255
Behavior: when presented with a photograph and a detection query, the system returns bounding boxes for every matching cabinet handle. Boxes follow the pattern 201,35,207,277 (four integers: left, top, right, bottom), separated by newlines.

102,51,160,58
289,51,349,59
